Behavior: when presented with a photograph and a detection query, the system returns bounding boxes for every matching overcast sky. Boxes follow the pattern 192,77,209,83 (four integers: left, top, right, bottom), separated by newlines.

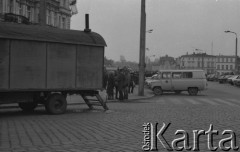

71,0,240,62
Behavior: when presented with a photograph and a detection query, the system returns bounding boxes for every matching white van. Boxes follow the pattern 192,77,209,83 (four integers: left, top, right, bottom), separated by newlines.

150,70,207,95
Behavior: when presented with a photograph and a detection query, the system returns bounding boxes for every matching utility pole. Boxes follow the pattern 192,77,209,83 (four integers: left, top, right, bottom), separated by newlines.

39,0,47,26
138,0,146,96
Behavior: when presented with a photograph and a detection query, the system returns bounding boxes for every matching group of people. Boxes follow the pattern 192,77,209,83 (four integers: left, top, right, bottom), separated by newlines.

103,66,135,101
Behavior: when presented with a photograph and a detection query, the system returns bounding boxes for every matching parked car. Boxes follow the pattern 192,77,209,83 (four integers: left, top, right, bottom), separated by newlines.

150,70,207,96
207,74,218,81
218,75,232,84
145,74,159,86
233,76,240,86
227,75,240,85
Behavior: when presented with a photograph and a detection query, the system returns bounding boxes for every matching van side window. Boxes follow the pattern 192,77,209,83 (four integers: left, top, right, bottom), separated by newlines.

182,72,193,78
172,72,182,79
157,73,161,79
162,72,171,79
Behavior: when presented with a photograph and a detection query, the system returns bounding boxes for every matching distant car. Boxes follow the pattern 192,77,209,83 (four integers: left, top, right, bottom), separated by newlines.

207,74,218,81
218,75,232,84
227,75,239,85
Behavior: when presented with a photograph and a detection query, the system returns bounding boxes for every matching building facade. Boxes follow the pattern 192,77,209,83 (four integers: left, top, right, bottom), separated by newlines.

158,55,177,70
0,0,73,29
215,55,238,75
179,53,216,74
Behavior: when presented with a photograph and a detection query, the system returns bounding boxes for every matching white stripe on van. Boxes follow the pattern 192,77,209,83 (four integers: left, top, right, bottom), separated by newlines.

197,98,219,105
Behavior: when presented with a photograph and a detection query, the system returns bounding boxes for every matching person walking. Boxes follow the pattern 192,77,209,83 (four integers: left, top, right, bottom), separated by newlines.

107,72,115,100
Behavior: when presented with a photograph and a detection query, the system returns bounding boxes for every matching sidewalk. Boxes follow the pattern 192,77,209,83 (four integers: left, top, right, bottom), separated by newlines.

67,85,154,104
104,85,154,102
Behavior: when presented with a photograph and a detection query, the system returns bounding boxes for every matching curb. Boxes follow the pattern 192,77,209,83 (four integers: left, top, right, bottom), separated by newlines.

105,93,155,103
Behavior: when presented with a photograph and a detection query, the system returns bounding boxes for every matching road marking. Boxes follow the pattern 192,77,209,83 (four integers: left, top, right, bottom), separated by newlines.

197,98,219,105
184,98,201,105
155,99,166,104
228,98,240,104
168,98,183,104
213,98,240,107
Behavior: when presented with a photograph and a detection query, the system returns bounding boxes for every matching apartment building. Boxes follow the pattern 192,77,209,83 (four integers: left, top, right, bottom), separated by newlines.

215,55,239,75
179,53,216,74
0,0,74,29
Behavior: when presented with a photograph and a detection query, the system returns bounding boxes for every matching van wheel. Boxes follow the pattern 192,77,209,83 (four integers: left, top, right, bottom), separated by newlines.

153,87,163,95
45,93,67,115
174,91,182,94
19,102,38,112
188,87,198,96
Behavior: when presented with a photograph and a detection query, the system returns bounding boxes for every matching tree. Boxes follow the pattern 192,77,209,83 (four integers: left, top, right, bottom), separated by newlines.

120,55,126,63
104,56,114,66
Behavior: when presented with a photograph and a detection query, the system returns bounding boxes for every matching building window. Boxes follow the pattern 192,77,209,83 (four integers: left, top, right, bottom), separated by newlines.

9,0,14,13
46,10,50,25
62,17,65,28
230,58,233,62
19,3,23,15
226,65,228,70
51,11,54,25
222,65,224,70
217,65,220,70
230,65,233,70
54,12,58,27
26,5,31,19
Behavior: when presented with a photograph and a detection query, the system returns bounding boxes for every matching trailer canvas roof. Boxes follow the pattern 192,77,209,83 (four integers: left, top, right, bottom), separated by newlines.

0,22,106,47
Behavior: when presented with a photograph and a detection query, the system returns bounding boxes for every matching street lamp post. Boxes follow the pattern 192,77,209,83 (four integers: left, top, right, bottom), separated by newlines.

225,30,238,74
224,31,238,73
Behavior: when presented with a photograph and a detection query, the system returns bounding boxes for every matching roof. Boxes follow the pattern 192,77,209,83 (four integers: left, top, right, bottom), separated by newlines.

158,69,205,72
0,22,106,47
181,53,215,58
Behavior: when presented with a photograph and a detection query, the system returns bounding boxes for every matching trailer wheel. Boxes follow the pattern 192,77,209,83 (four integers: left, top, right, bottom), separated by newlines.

45,93,67,115
19,102,38,112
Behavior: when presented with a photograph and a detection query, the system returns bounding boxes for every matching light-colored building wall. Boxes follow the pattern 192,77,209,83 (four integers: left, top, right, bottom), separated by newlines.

215,55,236,75
179,53,216,74
0,0,72,29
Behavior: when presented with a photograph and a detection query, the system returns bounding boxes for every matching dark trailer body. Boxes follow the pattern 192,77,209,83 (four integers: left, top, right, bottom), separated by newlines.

0,23,108,114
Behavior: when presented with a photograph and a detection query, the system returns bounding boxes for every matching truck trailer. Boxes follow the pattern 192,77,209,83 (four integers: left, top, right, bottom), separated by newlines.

0,22,108,114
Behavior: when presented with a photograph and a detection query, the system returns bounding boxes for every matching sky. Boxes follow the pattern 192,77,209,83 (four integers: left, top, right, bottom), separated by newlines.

71,0,240,62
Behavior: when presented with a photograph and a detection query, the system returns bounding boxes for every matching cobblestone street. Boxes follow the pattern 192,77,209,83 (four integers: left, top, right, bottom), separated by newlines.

1,82,240,152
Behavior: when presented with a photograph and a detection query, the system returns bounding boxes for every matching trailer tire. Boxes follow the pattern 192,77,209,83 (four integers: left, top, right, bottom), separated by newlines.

19,102,38,112
45,93,67,115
